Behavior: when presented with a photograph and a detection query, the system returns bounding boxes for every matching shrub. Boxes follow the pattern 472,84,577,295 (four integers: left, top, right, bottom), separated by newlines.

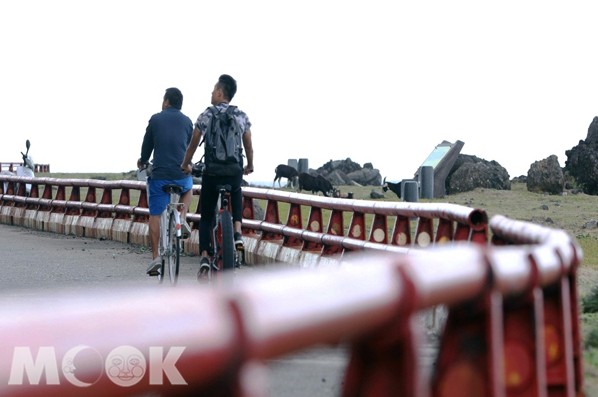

587,328,598,350
583,286,598,314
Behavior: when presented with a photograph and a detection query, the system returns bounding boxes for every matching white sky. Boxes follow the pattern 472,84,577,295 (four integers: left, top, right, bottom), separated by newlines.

1,1,597,184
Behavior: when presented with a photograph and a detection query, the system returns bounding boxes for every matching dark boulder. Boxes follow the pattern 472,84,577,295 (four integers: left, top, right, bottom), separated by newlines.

313,158,382,186
370,189,385,199
586,116,598,145
526,155,563,195
318,158,362,175
565,116,598,194
445,155,511,194
346,168,382,186
323,170,355,186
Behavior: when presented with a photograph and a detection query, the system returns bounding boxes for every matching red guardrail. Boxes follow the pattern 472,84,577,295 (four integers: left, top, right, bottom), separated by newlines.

0,163,50,173
0,175,585,396
0,176,489,266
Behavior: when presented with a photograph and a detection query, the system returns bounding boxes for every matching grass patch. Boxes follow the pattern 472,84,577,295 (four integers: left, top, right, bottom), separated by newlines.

577,236,598,269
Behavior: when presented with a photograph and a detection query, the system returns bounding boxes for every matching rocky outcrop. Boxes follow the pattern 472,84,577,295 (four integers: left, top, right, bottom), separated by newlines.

586,116,598,145
565,116,598,195
314,158,382,186
527,155,564,195
445,155,511,194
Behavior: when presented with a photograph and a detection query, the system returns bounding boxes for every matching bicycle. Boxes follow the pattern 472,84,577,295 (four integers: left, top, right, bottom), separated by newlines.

138,164,184,285
154,184,185,285
192,162,243,285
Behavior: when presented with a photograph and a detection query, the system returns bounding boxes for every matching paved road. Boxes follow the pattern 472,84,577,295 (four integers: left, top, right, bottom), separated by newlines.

0,224,443,396
0,224,348,396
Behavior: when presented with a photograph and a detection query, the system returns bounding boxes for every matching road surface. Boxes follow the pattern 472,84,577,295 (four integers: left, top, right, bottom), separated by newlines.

0,224,351,396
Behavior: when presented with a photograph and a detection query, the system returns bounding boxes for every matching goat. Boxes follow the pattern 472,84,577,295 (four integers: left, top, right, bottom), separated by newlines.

382,176,402,199
298,172,336,197
316,175,337,197
273,164,299,188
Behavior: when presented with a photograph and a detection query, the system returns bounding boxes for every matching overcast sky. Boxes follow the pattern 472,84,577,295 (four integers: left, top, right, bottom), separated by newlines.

1,1,597,184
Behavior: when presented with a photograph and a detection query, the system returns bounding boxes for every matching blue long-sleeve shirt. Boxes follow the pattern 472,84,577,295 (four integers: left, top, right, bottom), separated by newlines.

140,107,193,180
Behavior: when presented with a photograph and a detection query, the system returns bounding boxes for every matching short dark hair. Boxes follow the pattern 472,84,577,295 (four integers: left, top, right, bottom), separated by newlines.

164,87,183,110
217,75,237,101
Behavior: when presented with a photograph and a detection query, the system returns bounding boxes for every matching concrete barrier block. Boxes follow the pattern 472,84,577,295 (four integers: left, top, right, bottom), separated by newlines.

276,246,303,266
77,216,96,238
93,217,113,240
34,210,51,232
23,209,37,230
298,252,321,268
63,214,79,236
256,240,283,264
0,205,13,225
11,207,25,226
129,222,150,247
47,212,65,234
111,218,132,244
183,230,199,256
242,236,260,266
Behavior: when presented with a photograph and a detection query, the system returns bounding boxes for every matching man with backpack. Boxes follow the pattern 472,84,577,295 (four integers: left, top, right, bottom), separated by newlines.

180,74,254,281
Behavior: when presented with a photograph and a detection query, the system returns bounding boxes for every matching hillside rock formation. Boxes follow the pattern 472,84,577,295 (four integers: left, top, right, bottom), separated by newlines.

273,116,598,196
312,158,382,186
565,116,598,194
445,155,511,194
527,155,564,195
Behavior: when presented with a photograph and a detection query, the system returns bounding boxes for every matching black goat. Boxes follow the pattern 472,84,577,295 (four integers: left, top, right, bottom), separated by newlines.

382,177,402,199
273,164,299,188
298,172,336,196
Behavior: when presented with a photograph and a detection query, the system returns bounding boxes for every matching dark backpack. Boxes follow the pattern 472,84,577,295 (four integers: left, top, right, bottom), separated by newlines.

203,105,244,176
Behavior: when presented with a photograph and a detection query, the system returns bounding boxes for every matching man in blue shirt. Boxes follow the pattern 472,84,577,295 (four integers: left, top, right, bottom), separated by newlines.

138,87,193,275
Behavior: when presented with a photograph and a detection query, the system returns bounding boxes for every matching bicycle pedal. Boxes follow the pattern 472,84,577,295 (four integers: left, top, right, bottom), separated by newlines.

147,270,160,277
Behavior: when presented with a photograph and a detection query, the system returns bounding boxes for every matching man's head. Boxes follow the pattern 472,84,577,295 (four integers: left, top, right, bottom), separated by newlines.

211,74,237,105
163,87,183,110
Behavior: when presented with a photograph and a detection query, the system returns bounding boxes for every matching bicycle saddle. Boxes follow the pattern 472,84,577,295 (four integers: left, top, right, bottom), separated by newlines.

162,184,183,194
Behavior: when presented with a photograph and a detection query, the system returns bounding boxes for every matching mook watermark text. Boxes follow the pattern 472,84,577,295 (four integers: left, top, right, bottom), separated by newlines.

8,345,187,387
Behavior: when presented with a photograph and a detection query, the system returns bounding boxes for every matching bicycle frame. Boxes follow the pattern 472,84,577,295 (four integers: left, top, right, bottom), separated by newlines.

157,186,184,285
207,185,238,285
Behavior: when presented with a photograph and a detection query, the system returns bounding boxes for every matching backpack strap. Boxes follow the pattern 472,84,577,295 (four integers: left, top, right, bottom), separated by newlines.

198,106,218,147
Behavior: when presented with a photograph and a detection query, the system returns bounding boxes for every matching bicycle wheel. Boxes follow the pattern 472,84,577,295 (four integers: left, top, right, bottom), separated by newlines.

219,210,235,271
156,258,166,284
157,211,167,284
167,210,180,284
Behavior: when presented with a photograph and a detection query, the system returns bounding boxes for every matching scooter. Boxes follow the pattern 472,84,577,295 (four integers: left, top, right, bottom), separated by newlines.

2,140,35,196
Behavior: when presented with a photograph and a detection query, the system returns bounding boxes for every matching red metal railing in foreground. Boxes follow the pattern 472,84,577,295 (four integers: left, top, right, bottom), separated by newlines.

0,176,585,396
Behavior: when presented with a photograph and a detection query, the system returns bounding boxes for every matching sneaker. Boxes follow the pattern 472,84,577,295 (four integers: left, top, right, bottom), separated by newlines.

181,221,191,239
146,257,161,275
197,257,211,282
234,232,244,250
